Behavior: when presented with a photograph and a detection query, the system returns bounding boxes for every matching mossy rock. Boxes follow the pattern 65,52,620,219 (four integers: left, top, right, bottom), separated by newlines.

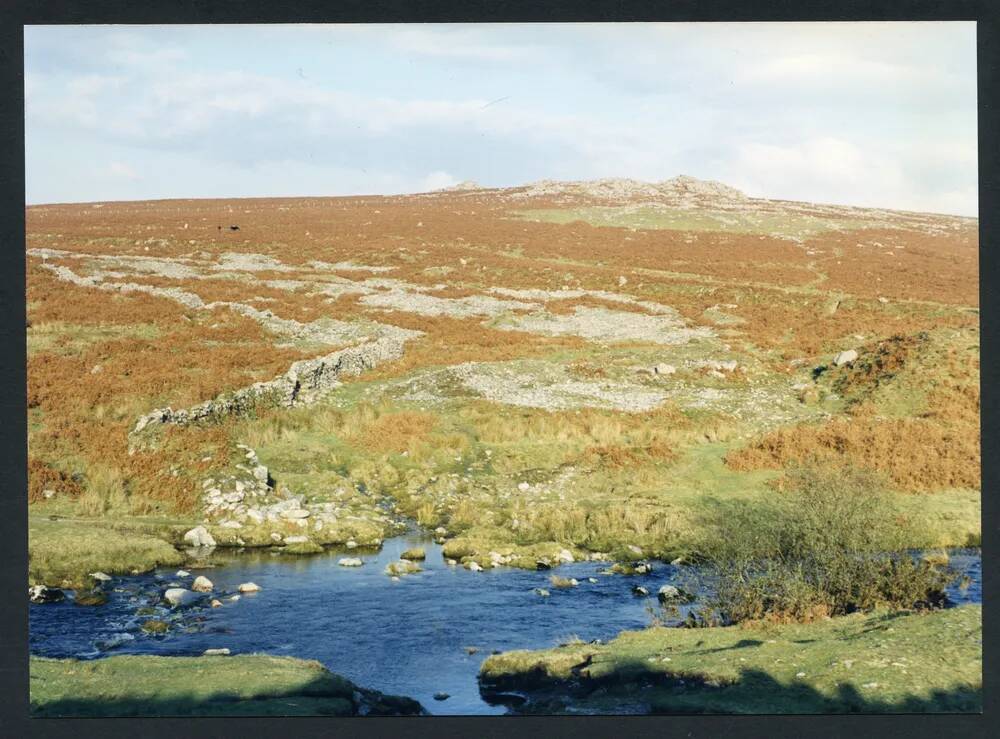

283,541,325,555
385,560,422,576
73,590,108,607
400,547,426,561
141,620,170,634
136,606,158,616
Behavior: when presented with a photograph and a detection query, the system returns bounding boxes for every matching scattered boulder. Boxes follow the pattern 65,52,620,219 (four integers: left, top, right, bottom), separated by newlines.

433,692,450,701
400,547,426,561
634,562,653,575
556,549,575,564
90,572,112,583
164,588,202,607
338,557,364,567
517,481,531,492
466,562,484,573
533,588,550,597
210,599,223,608
203,648,231,656
627,545,643,556
176,570,190,578
142,620,170,634
833,349,858,367
633,586,650,597
74,590,108,607
549,575,578,589
283,535,309,544
385,560,422,577
183,526,216,548
657,585,681,602
653,363,676,376
191,575,214,593
238,582,261,593
29,585,64,604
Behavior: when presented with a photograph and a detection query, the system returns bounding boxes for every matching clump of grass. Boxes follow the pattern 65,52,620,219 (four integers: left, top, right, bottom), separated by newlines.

77,464,129,516
696,464,956,625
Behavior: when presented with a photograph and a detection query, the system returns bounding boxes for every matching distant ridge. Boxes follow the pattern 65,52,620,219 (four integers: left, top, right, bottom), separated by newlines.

433,175,748,205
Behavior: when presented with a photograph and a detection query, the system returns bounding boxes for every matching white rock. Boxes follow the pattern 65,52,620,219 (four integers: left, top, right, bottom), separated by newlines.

183,526,216,548
90,572,112,583
164,588,201,607
653,363,676,376
467,562,483,572
833,349,858,367
346,540,358,549
284,535,309,544
203,648,231,656
238,582,261,593
191,575,214,592
270,532,283,542
517,482,531,492
556,549,574,563
627,545,643,556
220,520,242,529
176,570,190,578
658,584,681,601
339,557,364,567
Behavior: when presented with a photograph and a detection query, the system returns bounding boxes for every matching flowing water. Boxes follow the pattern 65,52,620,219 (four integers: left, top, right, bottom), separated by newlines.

29,533,981,715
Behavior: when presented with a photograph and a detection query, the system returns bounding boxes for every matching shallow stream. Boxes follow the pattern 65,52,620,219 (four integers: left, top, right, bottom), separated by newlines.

29,533,981,715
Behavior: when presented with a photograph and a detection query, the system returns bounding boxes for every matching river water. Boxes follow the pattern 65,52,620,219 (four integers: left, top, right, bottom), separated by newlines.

29,534,981,715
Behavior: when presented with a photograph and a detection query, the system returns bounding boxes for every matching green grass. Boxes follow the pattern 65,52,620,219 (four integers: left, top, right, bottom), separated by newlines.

28,514,187,588
513,207,871,238
30,654,424,716
479,605,982,714
27,321,161,356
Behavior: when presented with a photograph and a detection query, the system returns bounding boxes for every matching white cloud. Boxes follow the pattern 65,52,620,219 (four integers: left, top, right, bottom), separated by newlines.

23,23,977,214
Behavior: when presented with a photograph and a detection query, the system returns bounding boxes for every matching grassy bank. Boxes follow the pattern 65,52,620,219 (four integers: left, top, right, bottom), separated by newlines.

479,605,982,714
30,654,424,716
28,512,189,588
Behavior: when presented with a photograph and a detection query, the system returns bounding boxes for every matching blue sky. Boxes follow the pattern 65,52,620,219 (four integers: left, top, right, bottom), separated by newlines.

24,22,977,214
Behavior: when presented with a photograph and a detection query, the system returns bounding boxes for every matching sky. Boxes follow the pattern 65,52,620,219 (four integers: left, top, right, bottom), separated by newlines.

24,22,978,215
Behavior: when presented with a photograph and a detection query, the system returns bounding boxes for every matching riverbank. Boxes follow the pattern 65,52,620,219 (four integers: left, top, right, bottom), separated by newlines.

479,605,982,714
30,654,425,716
29,513,190,589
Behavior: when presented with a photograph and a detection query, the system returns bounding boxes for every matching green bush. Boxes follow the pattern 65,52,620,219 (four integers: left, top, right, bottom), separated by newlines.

696,464,956,625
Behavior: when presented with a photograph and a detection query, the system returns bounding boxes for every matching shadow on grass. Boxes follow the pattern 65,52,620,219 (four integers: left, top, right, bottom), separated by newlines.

480,659,982,715
31,671,426,718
